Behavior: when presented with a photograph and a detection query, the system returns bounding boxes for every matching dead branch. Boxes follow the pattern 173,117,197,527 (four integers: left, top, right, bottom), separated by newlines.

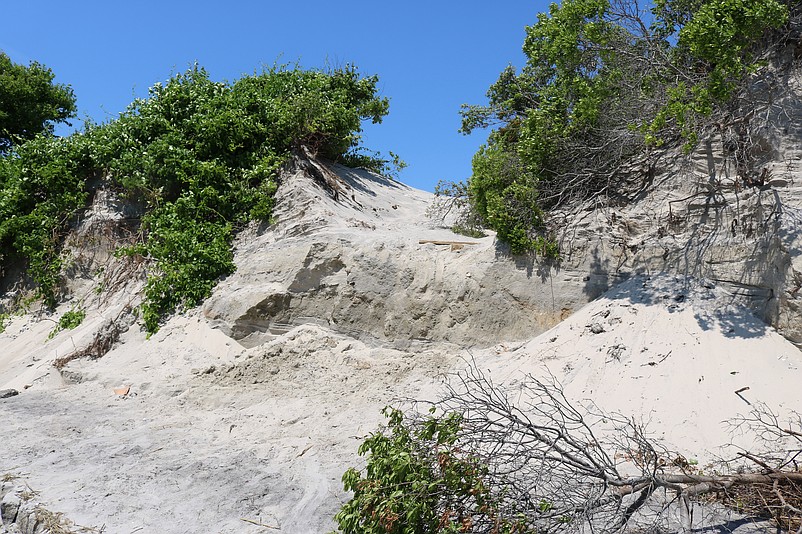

53,305,135,369
408,361,802,533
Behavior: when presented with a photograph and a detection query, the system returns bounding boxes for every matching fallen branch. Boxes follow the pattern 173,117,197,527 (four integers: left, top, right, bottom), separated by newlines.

418,240,480,246
240,517,280,530
425,362,802,532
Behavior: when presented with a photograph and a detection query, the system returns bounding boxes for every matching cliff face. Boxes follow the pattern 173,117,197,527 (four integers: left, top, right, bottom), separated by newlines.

551,63,802,345
2,163,591,534
202,164,581,350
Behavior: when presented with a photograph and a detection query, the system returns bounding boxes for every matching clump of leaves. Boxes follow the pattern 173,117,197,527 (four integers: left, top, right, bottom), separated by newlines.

451,224,486,240
335,407,533,534
0,51,77,153
0,63,392,333
48,307,85,339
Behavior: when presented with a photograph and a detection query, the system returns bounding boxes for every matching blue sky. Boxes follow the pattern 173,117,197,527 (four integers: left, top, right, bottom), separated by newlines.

1,1,549,192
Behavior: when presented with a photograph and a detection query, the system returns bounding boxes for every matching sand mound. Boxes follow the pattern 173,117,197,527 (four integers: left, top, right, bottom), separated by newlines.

212,323,453,395
473,274,802,462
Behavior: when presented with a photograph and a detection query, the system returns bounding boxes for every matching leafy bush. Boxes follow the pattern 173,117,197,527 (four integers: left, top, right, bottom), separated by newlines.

0,63,390,332
459,0,789,255
0,134,91,306
335,407,533,534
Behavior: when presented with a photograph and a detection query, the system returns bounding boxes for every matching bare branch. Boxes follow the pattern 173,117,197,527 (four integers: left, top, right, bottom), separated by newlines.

406,361,802,532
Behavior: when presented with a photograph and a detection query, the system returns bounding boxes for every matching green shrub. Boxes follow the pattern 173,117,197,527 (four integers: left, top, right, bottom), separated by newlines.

460,0,789,255
0,63,391,332
335,407,533,534
0,52,77,152
0,134,90,306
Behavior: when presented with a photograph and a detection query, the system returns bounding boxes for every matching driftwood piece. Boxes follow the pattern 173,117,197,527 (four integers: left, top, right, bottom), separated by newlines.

418,240,479,246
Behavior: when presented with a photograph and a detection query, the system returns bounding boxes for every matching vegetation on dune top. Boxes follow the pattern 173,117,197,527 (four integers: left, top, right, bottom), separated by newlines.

0,60,391,332
448,0,791,256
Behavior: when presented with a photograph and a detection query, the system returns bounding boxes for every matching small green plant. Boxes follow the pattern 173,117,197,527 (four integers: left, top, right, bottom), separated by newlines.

341,149,408,178
48,307,86,339
451,224,485,239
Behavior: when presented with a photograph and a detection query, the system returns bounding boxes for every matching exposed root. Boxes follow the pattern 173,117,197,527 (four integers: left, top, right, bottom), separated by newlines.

53,306,134,370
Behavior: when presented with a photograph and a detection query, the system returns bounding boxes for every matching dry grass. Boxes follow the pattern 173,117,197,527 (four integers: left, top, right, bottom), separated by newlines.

34,505,104,533
714,476,802,532
52,322,122,370
1,472,20,483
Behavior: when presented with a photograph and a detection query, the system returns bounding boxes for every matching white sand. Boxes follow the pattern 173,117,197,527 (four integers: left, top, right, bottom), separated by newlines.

1,168,800,533
473,274,802,462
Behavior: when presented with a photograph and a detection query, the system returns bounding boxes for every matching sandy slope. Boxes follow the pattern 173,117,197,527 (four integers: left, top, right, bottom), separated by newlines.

0,168,467,533
1,166,801,533
0,316,452,533
473,274,802,462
